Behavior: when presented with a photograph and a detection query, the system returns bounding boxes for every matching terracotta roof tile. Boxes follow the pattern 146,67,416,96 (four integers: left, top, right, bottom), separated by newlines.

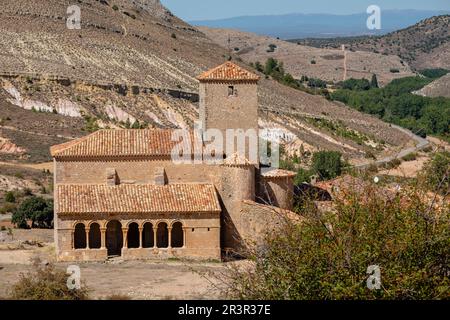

197,61,260,82
57,183,221,215
50,129,198,159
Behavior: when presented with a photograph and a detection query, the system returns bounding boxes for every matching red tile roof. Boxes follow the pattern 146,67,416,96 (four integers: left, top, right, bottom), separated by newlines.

197,61,260,82
50,129,199,159
57,183,221,215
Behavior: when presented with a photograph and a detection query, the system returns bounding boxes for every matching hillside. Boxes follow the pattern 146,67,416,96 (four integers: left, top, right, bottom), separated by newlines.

292,15,450,71
198,26,414,86
0,0,414,168
415,73,450,98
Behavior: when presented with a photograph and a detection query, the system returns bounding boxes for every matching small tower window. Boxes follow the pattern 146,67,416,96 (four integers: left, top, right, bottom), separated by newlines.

228,86,237,97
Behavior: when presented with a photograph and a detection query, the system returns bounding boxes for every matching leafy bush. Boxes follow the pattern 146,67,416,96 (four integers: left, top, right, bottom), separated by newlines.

402,153,417,162
10,260,89,300
421,151,449,195
4,191,16,203
12,196,53,229
330,76,450,140
390,68,400,73
339,78,371,91
294,168,313,185
311,151,343,181
218,184,450,299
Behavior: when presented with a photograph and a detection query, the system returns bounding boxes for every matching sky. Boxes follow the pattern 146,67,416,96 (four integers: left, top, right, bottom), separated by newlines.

160,0,450,21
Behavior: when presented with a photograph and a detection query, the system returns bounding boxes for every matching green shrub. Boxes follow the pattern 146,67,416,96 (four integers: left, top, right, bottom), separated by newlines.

402,153,417,162
218,184,450,299
10,261,89,300
421,151,449,195
112,5,119,11
311,151,343,181
12,196,53,229
5,191,16,203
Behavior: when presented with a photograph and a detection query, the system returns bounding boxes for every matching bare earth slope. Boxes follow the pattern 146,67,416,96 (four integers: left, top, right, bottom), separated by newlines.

294,15,450,71
0,0,413,166
198,26,414,86
415,73,450,98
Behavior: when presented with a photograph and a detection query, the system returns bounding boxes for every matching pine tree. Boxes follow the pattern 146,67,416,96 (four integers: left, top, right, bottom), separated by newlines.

371,74,379,88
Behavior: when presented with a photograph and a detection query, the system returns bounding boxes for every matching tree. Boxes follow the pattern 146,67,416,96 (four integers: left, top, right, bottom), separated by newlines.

264,58,278,75
5,191,16,203
311,151,343,181
421,151,450,195
217,183,450,300
12,196,54,229
371,74,379,88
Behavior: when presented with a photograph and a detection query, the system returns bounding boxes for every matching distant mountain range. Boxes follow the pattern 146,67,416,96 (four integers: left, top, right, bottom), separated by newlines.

190,10,450,39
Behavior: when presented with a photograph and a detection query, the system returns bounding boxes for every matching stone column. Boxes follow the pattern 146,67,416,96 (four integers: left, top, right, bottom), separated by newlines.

122,228,128,248
182,227,187,248
100,228,106,249
85,228,90,249
138,227,143,249
168,227,172,249
71,230,75,249
153,227,158,248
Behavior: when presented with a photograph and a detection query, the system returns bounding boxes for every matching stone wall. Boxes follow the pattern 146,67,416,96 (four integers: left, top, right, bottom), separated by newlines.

238,200,300,249
258,176,295,210
56,214,221,262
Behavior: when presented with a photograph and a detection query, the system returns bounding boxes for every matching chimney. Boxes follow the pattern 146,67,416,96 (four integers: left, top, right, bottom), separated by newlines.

154,167,167,186
106,168,119,186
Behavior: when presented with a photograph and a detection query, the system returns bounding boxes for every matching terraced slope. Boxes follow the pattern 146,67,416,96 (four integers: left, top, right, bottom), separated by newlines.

0,0,413,165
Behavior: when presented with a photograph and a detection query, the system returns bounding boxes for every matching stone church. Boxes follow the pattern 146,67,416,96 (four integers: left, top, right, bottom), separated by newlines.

51,62,296,262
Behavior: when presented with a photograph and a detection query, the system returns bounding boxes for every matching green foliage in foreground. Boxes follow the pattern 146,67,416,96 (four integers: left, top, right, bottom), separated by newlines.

421,151,450,196
331,76,450,140
220,184,450,299
10,261,89,300
312,151,343,181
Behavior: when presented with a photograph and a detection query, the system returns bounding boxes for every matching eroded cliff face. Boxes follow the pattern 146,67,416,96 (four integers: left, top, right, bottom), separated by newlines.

0,0,414,164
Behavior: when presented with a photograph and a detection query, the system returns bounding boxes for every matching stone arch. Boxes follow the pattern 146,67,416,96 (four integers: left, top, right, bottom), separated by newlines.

156,222,169,248
171,221,184,248
89,223,101,249
142,222,154,248
127,222,140,248
106,220,123,256
74,223,86,249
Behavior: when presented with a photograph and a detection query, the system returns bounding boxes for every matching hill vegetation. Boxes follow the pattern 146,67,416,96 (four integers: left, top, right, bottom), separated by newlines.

216,151,450,299
330,74,450,141
291,15,450,71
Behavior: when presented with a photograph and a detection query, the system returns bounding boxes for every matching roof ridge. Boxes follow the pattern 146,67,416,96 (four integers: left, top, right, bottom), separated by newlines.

197,61,260,82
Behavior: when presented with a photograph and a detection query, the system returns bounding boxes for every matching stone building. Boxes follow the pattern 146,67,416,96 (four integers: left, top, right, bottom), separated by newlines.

51,62,296,262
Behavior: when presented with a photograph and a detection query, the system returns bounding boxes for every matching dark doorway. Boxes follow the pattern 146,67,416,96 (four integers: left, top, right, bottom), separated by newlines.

143,222,154,248
74,223,86,249
127,223,140,248
156,222,168,248
171,222,184,248
89,223,101,249
106,220,123,256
